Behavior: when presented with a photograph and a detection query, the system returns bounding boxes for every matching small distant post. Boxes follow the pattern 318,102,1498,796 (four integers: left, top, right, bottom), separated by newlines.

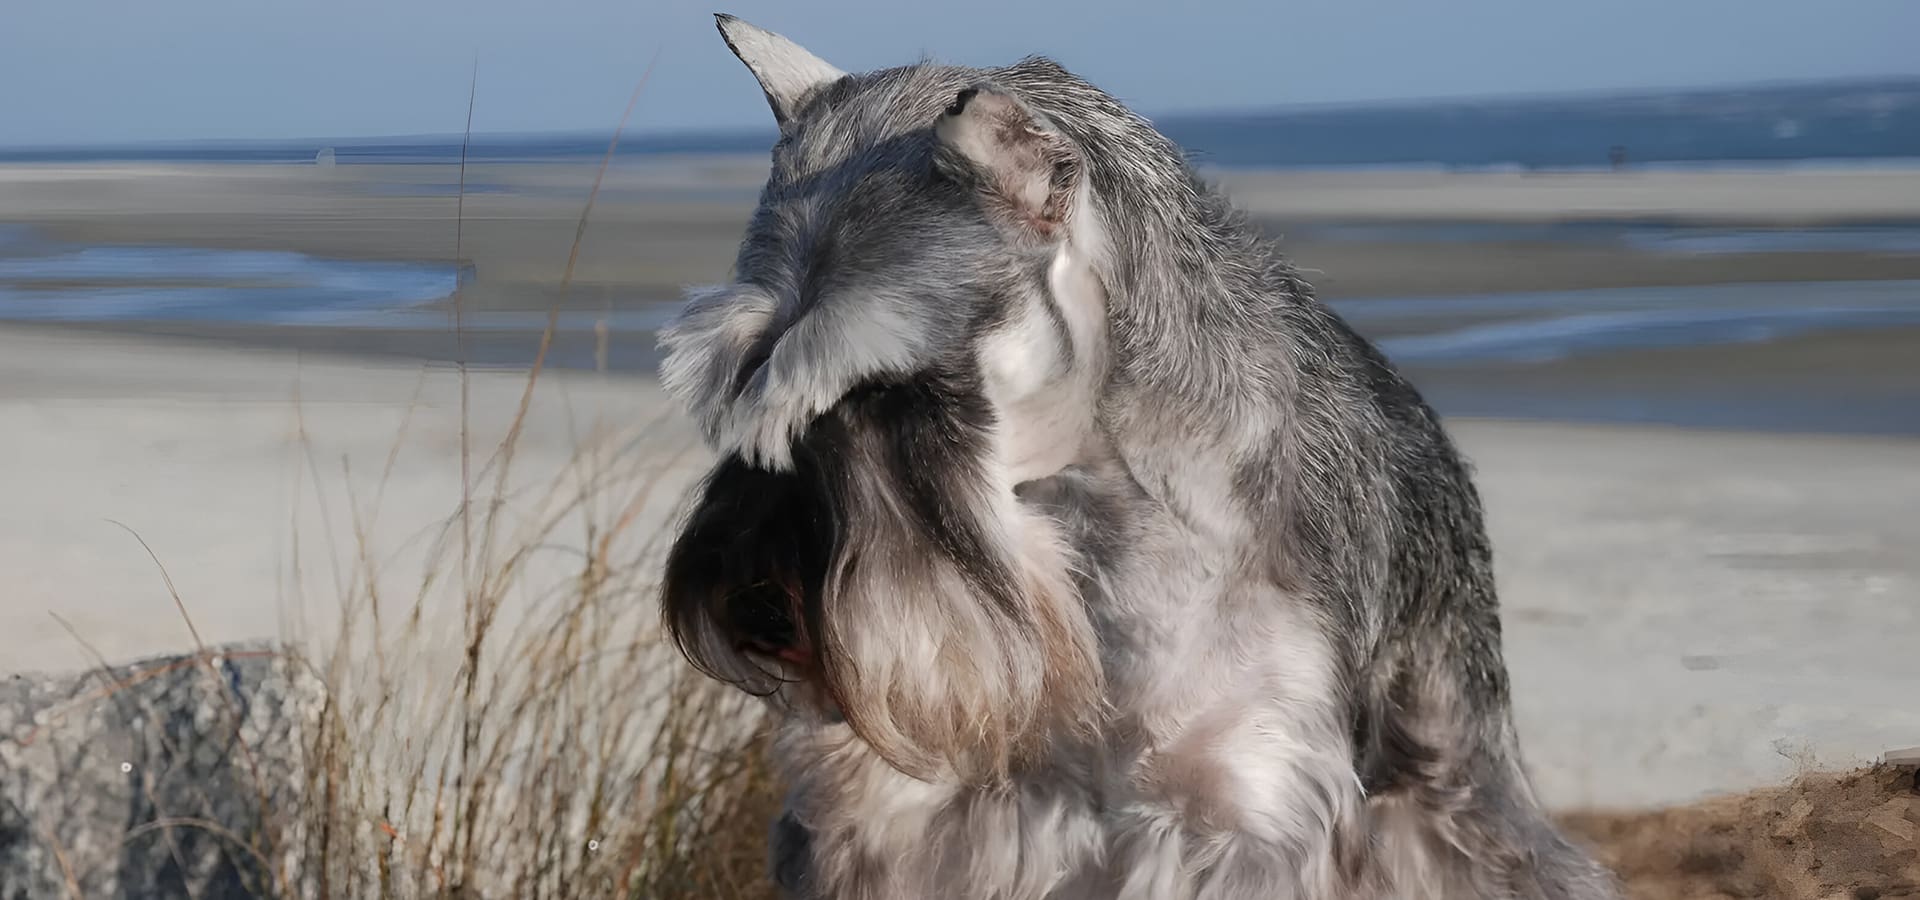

1607,145,1628,172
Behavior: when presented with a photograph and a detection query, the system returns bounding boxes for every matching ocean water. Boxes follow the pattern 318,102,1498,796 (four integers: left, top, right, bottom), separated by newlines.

4,77,1918,171
1341,281,1920,365
0,226,460,325
1620,227,1920,255
1288,221,1920,256
1155,77,1920,170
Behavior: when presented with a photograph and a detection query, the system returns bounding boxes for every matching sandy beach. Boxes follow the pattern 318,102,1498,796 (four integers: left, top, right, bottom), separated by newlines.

3,160,1918,813
3,324,1915,813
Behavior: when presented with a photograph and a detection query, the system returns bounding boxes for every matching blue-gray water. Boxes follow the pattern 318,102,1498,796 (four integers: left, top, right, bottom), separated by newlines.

0,226,458,325
1287,222,1920,256
1344,281,1920,364
4,76,1919,171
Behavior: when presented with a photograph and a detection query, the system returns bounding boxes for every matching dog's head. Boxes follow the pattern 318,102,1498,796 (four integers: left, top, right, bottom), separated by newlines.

658,16,1112,784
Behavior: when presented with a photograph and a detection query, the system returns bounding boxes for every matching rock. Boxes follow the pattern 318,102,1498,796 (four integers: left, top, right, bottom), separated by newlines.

0,643,323,900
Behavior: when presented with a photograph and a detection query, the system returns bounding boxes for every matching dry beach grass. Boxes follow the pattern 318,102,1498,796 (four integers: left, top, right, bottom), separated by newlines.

276,105,786,896
1565,764,1920,900
6,111,787,897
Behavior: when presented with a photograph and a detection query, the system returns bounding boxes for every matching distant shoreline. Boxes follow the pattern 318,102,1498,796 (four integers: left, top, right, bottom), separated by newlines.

7,74,1919,171
5,151,1920,175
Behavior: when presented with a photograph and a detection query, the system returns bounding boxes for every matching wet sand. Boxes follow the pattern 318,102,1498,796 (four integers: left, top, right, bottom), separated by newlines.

1412,324,1920,435
1213,166,1920,225
7,162,1920,308
6,161,1920,435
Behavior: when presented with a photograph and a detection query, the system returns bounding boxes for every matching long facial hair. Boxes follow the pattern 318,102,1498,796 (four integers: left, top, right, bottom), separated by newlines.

660,370,1103,784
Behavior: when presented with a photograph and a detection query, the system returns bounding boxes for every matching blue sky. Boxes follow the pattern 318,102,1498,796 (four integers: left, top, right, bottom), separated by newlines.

3,0,1918,145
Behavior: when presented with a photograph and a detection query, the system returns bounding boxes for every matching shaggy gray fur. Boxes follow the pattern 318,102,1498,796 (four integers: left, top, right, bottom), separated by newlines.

659,14,1618,899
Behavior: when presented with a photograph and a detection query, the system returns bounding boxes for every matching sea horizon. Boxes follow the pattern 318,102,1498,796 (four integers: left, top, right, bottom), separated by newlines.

5,74,1919,172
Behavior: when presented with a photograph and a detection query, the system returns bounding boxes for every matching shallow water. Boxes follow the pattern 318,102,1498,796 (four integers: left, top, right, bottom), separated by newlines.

1333,280,1920,365
0,226,459,325
1621,226,1920,255
1290,220,1920,256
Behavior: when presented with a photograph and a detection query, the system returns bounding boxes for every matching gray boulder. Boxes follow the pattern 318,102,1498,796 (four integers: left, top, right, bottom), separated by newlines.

1,643,322,900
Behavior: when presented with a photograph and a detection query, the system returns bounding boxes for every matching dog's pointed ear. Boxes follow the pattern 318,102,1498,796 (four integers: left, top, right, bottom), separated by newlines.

935,83,1082,242
715,13,846,128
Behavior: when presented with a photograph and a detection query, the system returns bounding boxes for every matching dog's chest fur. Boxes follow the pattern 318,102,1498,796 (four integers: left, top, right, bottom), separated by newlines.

772,467,1365,900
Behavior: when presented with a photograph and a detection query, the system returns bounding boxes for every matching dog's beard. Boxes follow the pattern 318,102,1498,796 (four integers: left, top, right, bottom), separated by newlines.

661,457,825,689
660,374,1103,784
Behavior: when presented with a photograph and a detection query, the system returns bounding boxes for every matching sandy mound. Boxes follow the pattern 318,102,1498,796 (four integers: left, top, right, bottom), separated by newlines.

1562,764,1920,899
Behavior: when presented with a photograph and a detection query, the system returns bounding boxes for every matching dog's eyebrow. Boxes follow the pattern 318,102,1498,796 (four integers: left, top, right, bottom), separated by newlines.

712,279,959,469
766,284,936,386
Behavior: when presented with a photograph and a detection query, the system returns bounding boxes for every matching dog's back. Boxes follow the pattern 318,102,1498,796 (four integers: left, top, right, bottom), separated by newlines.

995,56,1615,894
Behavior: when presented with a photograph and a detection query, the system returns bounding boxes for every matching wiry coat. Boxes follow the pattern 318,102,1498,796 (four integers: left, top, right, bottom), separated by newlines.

658,15,1617,899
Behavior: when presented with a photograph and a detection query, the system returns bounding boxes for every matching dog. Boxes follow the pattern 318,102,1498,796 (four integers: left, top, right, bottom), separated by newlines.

658,14,1618,899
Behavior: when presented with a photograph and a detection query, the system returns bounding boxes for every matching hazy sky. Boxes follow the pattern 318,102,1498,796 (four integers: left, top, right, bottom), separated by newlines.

4,0,1918,145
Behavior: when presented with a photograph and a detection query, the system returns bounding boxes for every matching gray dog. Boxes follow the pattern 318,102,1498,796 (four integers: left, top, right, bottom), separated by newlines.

658,14,1617,899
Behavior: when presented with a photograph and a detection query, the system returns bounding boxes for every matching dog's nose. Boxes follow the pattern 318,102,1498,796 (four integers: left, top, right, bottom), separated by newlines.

725,574,823,676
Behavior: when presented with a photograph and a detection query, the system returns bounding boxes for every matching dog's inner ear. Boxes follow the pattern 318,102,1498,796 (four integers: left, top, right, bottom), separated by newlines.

715,14,846,129
935,84,1082,241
